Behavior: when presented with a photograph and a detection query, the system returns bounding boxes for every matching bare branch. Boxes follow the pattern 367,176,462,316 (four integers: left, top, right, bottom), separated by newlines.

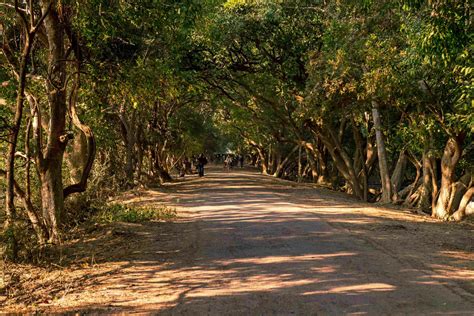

28,0,34,27
0,2,26,12
31,1,51,33
63,36,97,198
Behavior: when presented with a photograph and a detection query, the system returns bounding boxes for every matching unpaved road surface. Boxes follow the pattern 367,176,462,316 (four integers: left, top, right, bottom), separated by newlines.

5,167,474,314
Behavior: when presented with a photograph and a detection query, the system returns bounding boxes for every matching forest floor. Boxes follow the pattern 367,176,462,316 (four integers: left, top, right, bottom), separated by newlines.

1,166,474,314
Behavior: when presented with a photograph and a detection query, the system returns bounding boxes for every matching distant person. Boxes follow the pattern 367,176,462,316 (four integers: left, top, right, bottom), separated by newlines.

197,153,208,177
224,155,233,171
239,155,244,168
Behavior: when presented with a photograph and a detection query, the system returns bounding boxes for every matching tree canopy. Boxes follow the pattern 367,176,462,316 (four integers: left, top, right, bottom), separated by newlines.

1,0,472,260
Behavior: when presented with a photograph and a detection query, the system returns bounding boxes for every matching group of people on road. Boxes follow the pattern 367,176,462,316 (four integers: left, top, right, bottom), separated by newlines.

224,154,244,170
179,154,208,178
178,153,246,178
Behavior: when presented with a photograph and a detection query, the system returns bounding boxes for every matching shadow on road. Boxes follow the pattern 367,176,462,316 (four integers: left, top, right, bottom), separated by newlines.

46,167,474,314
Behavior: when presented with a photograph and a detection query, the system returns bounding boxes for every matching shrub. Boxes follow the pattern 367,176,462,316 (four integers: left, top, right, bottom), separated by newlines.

92,203,177,224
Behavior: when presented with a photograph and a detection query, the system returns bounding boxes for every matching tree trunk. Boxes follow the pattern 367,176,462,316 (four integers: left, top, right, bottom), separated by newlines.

248,140,268,174
418,146,432,210
372,101,392,203
259,149,269,175
433,137,463,219
152,146,172,183
0,169,47,244
125,141,134,180
62,80,97,198
268,144,275,174
273,145,298,178
156,165,173,183
352,121,368,202
391,150,408,199
329,127,364,199
400,152,421,202
38,2,68,243
306,120,364,200
447,172,472,213
316,142,329,184
297,145,302,182
4,26,34,259
303,146,319,183
39,163,64,242
429,156,439,210
364,139,378,177
65,131,88,183
450,187,474,221
1,7,58,253
119,109,136,182
137,144,144,181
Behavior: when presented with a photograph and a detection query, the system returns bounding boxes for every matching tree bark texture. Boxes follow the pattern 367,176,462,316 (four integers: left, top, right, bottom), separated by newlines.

391,150,408,196
433,137,463,219
273,145,299,178
306,119,364,200
451,187,474,221
65,132,88,183
372,101,392,203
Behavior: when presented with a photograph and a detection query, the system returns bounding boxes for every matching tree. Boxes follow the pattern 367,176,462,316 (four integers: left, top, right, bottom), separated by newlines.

1,0,96,251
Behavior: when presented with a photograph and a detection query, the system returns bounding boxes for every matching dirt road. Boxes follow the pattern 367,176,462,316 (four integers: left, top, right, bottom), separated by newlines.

10,167,474,314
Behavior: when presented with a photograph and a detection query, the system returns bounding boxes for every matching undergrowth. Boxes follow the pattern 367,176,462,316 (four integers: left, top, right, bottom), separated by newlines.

91,203,177,223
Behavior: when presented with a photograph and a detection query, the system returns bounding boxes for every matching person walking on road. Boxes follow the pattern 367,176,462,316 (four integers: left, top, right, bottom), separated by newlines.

197,154,208,177
239,154,244,168
224,155,233,171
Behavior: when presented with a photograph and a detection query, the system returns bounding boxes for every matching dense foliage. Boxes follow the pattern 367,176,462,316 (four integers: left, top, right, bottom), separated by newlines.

1,0,472,260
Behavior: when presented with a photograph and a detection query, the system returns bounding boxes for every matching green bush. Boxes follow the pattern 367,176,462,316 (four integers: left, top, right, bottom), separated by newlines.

92,203,177,223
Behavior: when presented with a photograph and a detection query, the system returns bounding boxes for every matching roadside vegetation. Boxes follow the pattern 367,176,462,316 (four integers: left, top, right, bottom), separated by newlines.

0,0,472,263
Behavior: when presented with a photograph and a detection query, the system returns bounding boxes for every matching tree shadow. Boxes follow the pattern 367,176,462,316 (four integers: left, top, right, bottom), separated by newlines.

27,168,474,314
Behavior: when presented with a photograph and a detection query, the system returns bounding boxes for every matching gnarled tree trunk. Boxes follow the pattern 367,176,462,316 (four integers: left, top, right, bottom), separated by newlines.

248,140,268,174
307,119,364,200
66,131,88,183
273,145,298,178
433,137,463,219
417,145,433,210
391,150,408,198
316,141,330,184
151,146,172,183
303,145,319,183
38,2,68,243
451,187,474,221
33,1,96,243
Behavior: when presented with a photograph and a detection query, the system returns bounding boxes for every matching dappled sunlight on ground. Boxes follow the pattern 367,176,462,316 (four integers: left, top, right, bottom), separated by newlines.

215,253,357,265
303,283,396,295
4,166,473,314
54,168,474,313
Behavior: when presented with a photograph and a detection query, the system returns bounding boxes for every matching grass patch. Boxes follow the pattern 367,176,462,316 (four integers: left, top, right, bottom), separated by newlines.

92,203,177,223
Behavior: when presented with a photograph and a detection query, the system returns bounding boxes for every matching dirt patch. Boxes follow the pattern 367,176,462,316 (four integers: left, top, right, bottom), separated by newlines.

1,220,183,312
